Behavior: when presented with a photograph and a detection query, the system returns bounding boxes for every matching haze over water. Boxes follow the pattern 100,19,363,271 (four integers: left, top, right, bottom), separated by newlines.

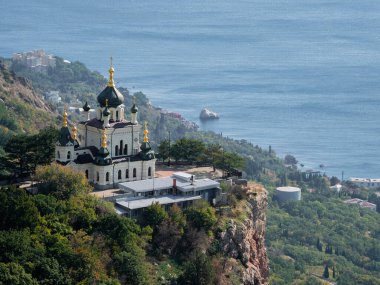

1,0,379,178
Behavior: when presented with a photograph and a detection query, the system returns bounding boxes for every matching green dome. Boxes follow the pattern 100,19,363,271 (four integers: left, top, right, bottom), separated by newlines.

140,142,155,161
83,101,90,112
97,86,124,108
102,106,110,117
94,147,112,166
131,104,138,113
58,126,74,146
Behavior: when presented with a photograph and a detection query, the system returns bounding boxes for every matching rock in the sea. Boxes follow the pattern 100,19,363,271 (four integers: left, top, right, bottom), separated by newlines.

200,108,219,120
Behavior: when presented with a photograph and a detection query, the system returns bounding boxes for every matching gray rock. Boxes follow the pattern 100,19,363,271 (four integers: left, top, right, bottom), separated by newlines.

200,108,219,120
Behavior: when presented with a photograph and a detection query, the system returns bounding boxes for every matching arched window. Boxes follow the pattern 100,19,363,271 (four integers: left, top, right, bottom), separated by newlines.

115,145,119,157
148,167,152,177
67,151,71,159
118,170,122,180
124,144,128,155
85,170,89,179
125,169,129,179
96,172,99,181
57,151,60,159
133,168,137,178
116,111,119,121
106,172,110,182
120,140,123,155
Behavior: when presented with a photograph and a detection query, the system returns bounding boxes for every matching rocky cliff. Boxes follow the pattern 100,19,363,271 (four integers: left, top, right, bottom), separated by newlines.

218,184,269,285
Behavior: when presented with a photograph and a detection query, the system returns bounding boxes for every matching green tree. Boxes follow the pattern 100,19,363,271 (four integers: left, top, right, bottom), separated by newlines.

171,138,205,163
201,144,222,171
178,250,215,285
3,134,33,176
3,128,58,177
114,246,149,285
323,264,329,279
142,202,168,228
35,163,91,199
214,151,244,175
168,204,186,230
157,139,170,162
0,186,39,230
185,200,217,231
284,154,298,165
0,262,38,285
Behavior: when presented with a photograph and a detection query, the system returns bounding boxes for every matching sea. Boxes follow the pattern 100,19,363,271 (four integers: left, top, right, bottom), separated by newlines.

1,0,379,178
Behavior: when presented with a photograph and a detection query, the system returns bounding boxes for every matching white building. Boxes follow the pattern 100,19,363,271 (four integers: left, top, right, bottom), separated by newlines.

114,172,221,218
55,63,155,190
348,178,380,189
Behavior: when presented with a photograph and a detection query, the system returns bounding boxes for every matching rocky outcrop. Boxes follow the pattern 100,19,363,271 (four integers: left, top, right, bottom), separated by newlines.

199,108,219,120
0,61,51,112
218,185,269,285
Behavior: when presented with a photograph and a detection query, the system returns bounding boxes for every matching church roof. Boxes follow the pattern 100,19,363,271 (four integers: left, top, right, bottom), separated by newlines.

131,103,138,113
97,60,124,108
102,106,110,116
97,86,124,108
58,126,74,146
80,118,134,129
74,154,93,164
83,101,91,112
76,146,99,157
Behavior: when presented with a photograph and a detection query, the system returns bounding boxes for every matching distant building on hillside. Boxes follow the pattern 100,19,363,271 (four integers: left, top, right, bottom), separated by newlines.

330,184,342,193
348,177,380,189
12,49,56,73
45,91,61,104
344,198,377,211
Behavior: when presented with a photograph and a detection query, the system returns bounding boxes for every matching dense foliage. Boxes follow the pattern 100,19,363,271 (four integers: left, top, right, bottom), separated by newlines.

157,138,244,175
0,165,151,285
267,189,380,285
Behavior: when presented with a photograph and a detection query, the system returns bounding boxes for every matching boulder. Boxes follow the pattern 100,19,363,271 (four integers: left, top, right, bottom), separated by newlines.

199,108,219,120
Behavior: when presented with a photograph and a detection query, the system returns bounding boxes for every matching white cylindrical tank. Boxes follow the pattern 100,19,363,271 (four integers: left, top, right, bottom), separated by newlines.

275,186,301,202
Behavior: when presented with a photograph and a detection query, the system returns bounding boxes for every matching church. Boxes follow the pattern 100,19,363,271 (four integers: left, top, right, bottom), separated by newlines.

55,62,156,190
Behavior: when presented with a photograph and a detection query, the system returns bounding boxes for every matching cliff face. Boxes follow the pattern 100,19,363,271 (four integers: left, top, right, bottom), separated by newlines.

218,185,269,285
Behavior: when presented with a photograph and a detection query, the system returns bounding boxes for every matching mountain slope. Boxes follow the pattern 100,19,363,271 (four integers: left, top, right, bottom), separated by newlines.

0,61,57,145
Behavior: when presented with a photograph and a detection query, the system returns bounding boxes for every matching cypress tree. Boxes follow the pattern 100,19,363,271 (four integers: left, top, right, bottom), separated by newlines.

323,264,329,279
316,238,323,251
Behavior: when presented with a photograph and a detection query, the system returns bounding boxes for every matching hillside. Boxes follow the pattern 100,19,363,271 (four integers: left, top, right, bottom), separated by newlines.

267,189,380,285
0,60,57,145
